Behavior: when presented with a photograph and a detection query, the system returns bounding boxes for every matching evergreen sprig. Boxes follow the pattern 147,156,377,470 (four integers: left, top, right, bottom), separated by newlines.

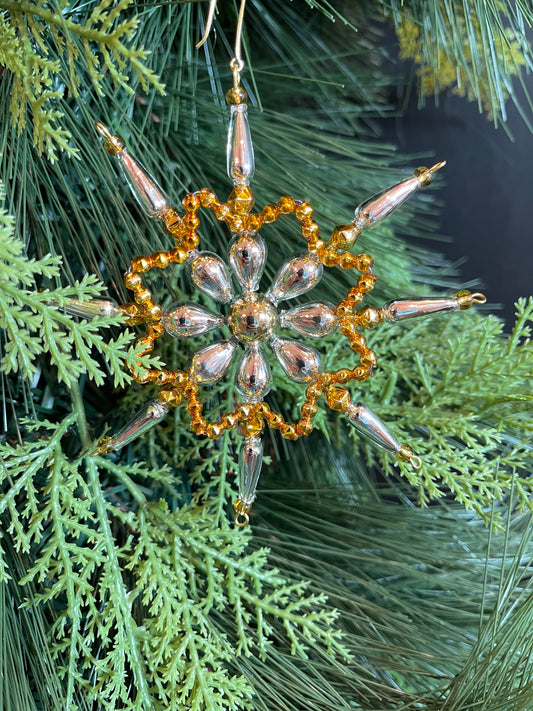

0,0,164,158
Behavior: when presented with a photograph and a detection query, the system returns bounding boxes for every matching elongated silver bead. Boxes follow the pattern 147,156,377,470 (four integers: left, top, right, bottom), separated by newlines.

91,400,168,455
118,150,169,217
354,162,445,229
162,302,223,338
238,436,263,505
227,103,255,185
382,291,486,321
56,298,119,319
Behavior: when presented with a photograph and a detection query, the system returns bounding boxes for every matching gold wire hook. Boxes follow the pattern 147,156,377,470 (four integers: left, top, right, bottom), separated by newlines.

196,0,247,86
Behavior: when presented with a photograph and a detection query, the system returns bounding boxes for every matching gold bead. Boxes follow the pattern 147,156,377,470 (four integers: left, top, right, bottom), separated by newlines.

184,381,198,396
135,289,153,306
354,254,374,273
169,247,190,264
352,366,370,381
182,193,201,211
295,202,313,220
281,423,298,440
357,306,382,329
199,189,217,207
306,383,322,399
335,368,353,384
227,215,245,233
338,253,358,270
358,274,378,292
261,205,279,223
226,86,248,105
131,256,152,272
349,333,365,351
302,222,319,239
222,413,239,428
214,203,231,221
239,403,253,419
152,251,170,269
267,412,284,428
301,401,318,417
245,214,262,232
326,385,352,412
330,224,360,249
148,319,165,335
277,196,295,214
296,418,313,436
206,422,224,439
321,250,340,267
124,272,142,289
307,238,327,256
135,336,154,354
158,387,182,407
360,349,378,368
240,416,263,438
183,214,200,230
162,208,184,236
227,185,255,215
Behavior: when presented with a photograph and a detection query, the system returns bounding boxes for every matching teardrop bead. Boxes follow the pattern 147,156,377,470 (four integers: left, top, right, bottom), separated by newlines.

353,162,444,229
267,256,323,305
279,302,337,338
57,298,119,319
238,437,263,505
228,233,266,292
236,346,271,401
381,295,463,322
345,402,399,453
190,341,237,383
188,252,234,303
91,400,168,455
271,336,321,383
162,302,223,338
117,150,169,217
227,103,255,185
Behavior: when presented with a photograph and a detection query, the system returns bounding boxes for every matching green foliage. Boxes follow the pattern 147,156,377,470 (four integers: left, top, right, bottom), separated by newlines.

0,0,164,158
384,0,533,129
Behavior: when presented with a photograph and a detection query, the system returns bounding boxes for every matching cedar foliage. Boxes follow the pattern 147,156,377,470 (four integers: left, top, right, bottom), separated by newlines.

1,1,532,709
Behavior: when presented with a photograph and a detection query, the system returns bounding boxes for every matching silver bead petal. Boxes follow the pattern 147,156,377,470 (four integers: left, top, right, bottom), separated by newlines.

190,341,237,383
228,233,266,292
227,103,255,185
345,403,400,453
267,256,323,304
279,302,338,338
238,436,263,505
188,252,234,303
162,301,223,338
271,336,321,383
236,346,271,401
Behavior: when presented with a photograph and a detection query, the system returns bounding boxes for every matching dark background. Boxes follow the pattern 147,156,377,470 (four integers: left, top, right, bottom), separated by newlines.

378,66,533,330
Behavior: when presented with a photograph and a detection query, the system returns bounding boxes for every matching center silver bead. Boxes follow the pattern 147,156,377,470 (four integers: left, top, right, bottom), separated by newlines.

228,294,277,343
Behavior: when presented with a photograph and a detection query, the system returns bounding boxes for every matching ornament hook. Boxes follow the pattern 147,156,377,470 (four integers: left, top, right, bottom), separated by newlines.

196,0,247,86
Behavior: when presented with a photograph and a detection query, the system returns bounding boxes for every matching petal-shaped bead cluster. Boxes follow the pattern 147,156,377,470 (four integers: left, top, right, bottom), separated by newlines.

163,235,337,402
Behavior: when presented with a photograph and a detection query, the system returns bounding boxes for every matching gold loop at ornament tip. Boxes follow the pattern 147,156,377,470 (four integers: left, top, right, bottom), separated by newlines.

472,293,487,304
428,161,446,173
95,122,113,140
235,512,250,527
410,455,422,470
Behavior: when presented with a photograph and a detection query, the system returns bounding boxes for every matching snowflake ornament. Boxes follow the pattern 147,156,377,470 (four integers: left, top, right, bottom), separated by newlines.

80,79,485,526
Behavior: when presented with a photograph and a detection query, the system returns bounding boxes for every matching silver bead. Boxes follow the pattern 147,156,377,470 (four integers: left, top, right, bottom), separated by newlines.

228,233,266,292
162,302,224,338
228,294,278,343
236,346,271,401
270,336,321,383
57,298,119,319
227,103,255,185
190,341,237,383
188,252,234,303
345,402,400,453
96,400,168,453
279,302,337,338
267,256,323,305
117,150,169,217
238,436,263,505
381,296,462,321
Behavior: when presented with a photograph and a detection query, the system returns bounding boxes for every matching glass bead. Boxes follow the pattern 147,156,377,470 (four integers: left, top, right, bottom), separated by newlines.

117,150,169,217
382,296,461,322
236,346,271,401
227,185,255,215
279,302,337,338
228,233,267,292
271,336,322,383
162,302,224,338
190,341,237,383
188,252,234,303
227,103,254,185
326,385,352,411
331,224,360,249
58,298,119,319
238,437,263,505
228,294,277,343
345,402,400,453
267,256,323,305
94,400,168,454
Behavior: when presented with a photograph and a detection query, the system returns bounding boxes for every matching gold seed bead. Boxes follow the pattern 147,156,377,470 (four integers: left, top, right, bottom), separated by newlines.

245,214,262,232
183,233,199,251
124,272,142,289
358,274,378,292
131,256,152,272
302,222,319,239
349,333,366,350
136,336,154,353
191,418,207,435
267,411,284,428
326,385,352,412
183,215,200,230
354,254,374,273
222,413,239,428
152,251,170,269
360,349,378,368
240,416,263,439
182,193,201,211
239,403,254,419
295,202,313,220
184,381,199,396
206,422,224,439
335,368,354,384
227,215,245,233
277,196,295,214
348,287,364,301
307,238,327,256
214,203,231,221
281,423,298,440
169,247,190,264
162,208,184,236
321,250,340,267
148,320,165,336
336,304,352,318
226,86,248,104
296,418,313,436
306,383,323,399
135,289,153,305
158,387,182,407
199,189,217,207
338,253,358,270
301,401,318,417
352,366,370,381
174,371,188,385
261,205,279,223
357,306,382,329
340,322,357,338
257,402,271,416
